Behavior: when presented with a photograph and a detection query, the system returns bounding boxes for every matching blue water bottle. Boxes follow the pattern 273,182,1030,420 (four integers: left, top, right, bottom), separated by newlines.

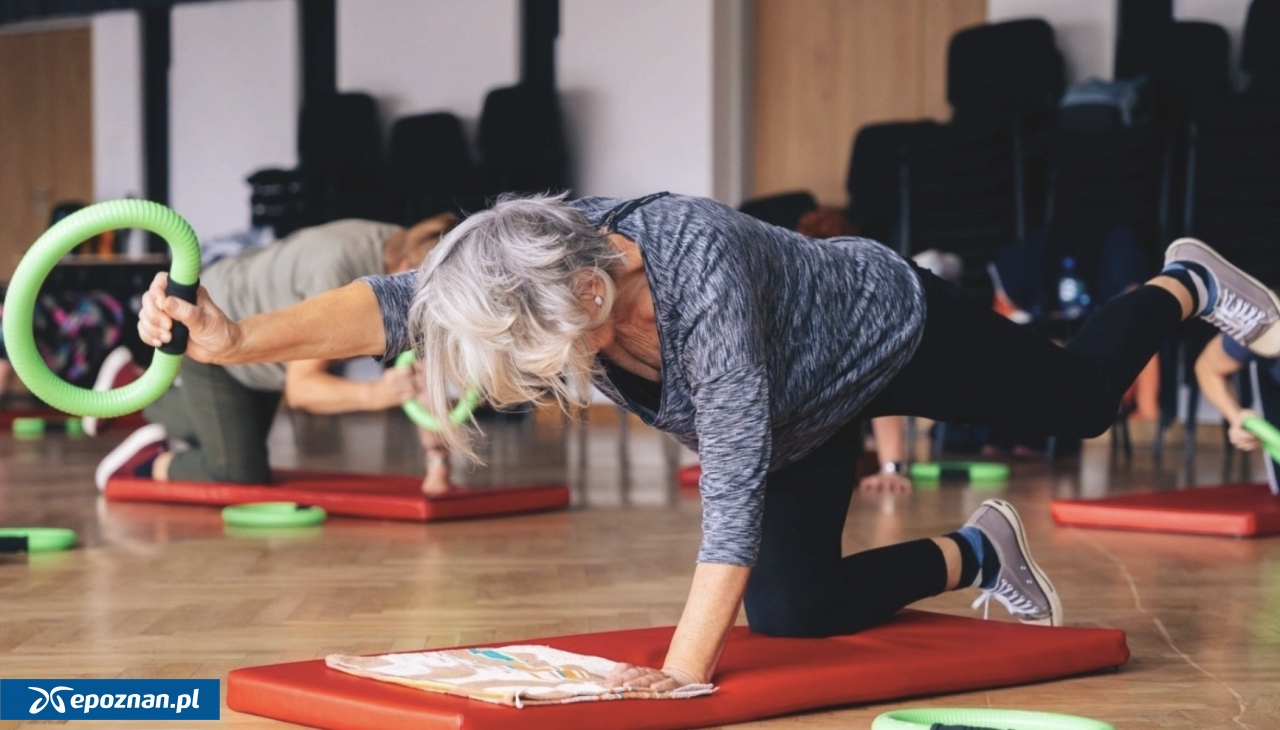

1057,256,1091,319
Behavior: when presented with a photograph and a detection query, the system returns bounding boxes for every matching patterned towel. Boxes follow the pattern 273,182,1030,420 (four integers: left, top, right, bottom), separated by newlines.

325,645,717,708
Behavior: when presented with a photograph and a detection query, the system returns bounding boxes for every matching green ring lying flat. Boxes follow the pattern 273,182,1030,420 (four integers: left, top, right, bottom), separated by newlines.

393,351,481,432
909,461,1010,482
222,503,327,529
1243,415,1280,464
1,200,201,418
872,708,1116,730
0,528,77,553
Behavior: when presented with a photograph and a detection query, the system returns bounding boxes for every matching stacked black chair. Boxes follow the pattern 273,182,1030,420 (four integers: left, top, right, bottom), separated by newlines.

296,92,388,225
737,191,818,231
895,19,1063,296
1118,21,1234,459
386,112,481,224
477,83,570,196
1044,77,1164,297
845,121,938,247
246,168,307,238
1244,0,1280,97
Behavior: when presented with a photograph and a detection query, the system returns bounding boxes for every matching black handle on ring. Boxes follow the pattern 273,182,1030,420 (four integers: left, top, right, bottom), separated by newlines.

159,279,200,356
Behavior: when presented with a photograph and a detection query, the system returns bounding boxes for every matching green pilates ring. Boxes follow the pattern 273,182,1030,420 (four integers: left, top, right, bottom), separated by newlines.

221,502,327,529
1243,415,1280,464
2,200,201,418
871,708,1116,730
0,527,77,553
909,461,1011,482
393,351,481,432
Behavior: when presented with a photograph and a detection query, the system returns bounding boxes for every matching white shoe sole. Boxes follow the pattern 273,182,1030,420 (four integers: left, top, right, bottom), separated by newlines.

94,423,167,491
982,498,1064,627
83,347,136,437
1166,238,1280,357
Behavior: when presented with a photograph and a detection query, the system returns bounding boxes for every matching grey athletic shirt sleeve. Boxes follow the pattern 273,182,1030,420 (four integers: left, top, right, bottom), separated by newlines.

363,194,926,567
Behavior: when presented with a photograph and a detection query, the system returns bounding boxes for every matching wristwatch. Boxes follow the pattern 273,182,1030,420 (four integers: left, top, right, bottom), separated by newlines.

880,461,906,475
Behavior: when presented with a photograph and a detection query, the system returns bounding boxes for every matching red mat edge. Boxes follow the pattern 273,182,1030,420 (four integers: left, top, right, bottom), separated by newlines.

1051,483,1280,537
226,612,1130,730
105,470,570,523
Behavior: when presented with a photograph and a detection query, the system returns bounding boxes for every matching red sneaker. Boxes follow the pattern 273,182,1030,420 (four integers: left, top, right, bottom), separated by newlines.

83,347,145,436
94,423,167,491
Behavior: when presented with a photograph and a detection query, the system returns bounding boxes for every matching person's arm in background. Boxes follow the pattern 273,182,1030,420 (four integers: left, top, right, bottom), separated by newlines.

283,359,419,414
1195,334,1260,451
859,416,912,493
139,272,396,364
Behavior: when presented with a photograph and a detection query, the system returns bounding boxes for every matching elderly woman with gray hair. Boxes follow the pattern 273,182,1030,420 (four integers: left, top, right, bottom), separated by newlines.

138,191,1280,690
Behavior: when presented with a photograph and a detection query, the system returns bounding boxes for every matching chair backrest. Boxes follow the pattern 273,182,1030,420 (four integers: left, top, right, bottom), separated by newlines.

844,120,939,246
737,192,818,231
900,122,1022,294
296,92,386,224
387,112,479,222
1244,0,1280,97
477,84,570,196
298,92,383,173
947,19,1064,124
1045,120,1166,289
1188,100,1280,288
1130,22,1232,119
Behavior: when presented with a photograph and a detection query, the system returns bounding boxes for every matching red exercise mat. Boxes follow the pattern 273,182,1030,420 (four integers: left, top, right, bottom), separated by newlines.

1052,483,1280,537
105,469,569,522
227,610,1129,730
676,464,700,488
0,407,147,429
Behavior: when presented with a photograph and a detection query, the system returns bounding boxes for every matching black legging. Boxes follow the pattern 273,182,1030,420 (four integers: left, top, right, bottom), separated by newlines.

744,268,1184,637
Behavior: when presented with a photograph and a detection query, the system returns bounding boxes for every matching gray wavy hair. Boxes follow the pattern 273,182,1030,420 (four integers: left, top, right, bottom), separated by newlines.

407,193,624,460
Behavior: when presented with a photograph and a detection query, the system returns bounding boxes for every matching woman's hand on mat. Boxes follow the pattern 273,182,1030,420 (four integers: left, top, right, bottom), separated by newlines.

605,663,702,692
139,272,241,362
1229,409,1262,452
859,472,912,493
371,366,421,409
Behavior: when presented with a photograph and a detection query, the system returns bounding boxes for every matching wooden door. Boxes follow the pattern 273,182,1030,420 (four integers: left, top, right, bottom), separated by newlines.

0,25,94,280
752,0,987,204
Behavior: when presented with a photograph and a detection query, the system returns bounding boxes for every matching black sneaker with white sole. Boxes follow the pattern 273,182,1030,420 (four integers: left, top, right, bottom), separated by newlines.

964,499,1063,627
1165,238,1280,357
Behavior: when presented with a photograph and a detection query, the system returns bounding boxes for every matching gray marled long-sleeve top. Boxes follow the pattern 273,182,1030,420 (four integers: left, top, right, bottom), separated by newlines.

363,194,925,567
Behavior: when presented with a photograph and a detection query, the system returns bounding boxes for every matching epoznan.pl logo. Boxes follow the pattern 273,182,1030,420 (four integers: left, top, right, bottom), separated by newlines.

28,686,72,714
1,679,220,720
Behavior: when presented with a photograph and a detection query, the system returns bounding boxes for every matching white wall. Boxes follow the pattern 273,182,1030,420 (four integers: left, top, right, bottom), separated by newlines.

170,0,298,239
560,0,718,199
336,0,520,140
92,11,143,203
90,0,747,235
989,0,1118,83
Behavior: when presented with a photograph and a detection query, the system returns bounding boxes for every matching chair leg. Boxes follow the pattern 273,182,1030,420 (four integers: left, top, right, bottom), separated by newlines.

1183,378,1201,463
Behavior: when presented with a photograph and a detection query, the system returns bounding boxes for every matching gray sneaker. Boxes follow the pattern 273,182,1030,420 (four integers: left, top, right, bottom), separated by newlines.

965,499,1062,627
1165,238,1280,357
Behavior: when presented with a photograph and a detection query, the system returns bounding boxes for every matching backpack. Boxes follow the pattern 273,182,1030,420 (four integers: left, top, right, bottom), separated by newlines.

1059,76,1154,132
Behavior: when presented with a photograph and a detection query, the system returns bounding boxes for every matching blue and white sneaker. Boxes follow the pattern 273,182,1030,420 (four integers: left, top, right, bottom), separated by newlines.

1166,238,1280,357
965,499,1063,627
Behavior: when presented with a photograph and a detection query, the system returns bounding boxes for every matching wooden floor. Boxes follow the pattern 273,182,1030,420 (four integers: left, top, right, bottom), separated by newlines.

1,409,1278,730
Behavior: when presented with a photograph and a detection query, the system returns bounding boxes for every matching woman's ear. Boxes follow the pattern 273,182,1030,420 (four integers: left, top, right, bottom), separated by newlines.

574,271,607,311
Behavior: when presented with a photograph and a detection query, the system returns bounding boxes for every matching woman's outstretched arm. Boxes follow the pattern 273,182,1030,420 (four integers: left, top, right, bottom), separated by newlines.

138,272,387,365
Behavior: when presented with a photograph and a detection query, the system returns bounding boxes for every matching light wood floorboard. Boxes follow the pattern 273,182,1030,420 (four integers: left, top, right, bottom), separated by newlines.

1,409,1277,729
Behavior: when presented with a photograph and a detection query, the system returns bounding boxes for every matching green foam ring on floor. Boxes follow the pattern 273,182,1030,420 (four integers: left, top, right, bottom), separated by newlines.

909,461,1010,483
12,417,46,436
12,417,85,438
0,527,77,553
871,707,1116,730
222,502,328,529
